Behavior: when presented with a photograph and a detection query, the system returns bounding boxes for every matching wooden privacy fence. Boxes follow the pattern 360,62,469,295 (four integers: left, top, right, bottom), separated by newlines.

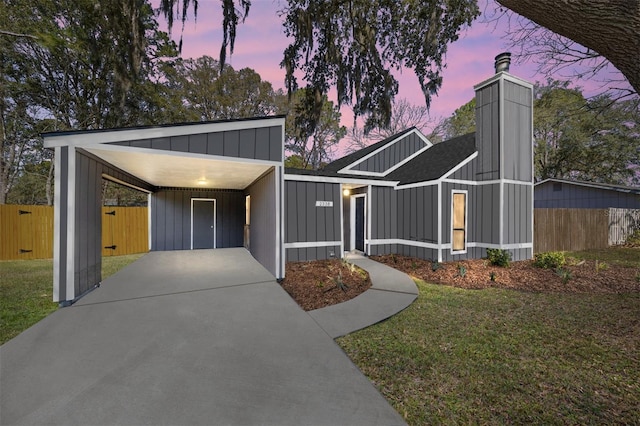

0,205,148,260
533,208,640,253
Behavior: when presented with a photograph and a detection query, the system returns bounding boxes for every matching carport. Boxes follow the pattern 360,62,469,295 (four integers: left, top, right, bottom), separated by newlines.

43,116,286,304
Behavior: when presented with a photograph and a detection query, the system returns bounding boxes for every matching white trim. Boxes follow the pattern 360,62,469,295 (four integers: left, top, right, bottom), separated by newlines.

43,117,286,148
190,198,216,250
101,173,152,194
394,179,440,189
367,185,372,255
52,147,62,302
337,128,432,175
86,143,281,167
440,151,479,180
450,189,468,255
499,76,505,246
66,147,76,301
284,173,398,187
369,239,439,250
368,239,532,251
147,193,152,251
339,184,345,256
437,181,443,262
350,193,367,251
284,241,342,249
474,72,534,92
276,166,283,279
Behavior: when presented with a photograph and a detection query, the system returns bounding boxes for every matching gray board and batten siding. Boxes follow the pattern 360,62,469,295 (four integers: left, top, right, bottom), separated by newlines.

535,181,640,209
150,189,245,251
55,148,155,302
284,180,342,262
108,126,283,162
475,82,501,181
502,80,533,182
246,168,280,277
349,132,427,173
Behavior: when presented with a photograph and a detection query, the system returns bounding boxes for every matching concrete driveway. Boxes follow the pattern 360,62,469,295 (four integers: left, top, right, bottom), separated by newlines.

1,249,404,425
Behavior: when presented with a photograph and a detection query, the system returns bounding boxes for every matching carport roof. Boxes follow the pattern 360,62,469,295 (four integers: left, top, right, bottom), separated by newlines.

42,116,285,190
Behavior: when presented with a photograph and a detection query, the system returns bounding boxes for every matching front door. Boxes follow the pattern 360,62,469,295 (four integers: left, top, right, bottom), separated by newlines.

355,196,365,252
191,199,216,249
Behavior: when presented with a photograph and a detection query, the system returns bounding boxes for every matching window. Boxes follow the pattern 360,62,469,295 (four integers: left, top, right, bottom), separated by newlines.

452,191,467,253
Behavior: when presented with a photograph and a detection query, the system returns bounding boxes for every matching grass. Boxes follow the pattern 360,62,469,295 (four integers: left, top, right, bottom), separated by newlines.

567,247,640,268
337,280,640,425
0,254,144,344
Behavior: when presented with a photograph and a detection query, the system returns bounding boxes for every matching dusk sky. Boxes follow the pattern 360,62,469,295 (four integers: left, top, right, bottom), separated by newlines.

160,0,627,129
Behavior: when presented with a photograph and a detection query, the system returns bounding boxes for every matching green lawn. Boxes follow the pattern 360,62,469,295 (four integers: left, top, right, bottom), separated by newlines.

337,280,640,425
0,254,144,344
568,247,640,268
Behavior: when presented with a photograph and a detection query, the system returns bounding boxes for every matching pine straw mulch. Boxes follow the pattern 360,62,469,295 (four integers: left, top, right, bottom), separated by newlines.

281,259,371,311
371,254,640,294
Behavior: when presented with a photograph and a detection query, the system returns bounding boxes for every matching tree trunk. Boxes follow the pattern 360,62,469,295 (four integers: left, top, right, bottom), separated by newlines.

497,0,640,94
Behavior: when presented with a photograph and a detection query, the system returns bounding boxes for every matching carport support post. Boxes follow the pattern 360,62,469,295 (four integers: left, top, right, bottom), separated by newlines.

52,146,75,304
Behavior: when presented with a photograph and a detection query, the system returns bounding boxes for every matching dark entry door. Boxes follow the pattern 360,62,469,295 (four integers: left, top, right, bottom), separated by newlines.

192,199,216,249
355,197,365,251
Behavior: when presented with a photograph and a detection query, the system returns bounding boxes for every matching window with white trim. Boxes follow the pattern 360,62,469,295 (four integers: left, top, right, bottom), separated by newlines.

451,190,467,253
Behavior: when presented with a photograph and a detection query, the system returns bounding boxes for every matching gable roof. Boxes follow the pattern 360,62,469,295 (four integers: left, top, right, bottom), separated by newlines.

387,133,477,185
535,178,640,195
322,127,416,173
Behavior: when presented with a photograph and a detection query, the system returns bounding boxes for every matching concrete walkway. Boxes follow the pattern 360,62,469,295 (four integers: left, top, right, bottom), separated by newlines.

309,252,419,338
0,249,414,426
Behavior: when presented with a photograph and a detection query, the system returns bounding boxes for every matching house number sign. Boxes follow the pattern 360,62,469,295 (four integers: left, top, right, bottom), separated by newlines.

315,201,333,207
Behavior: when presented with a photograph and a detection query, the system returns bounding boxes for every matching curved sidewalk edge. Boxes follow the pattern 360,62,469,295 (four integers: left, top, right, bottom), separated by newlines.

308,253,419,338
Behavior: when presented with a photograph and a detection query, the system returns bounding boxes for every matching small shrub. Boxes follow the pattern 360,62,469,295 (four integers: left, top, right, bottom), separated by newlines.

457,264,467,278
534,251,566,269
391,254,397,264
431,261,442,272
411,261,418,270
595,260,609,272
486,249,511,267
489,271,497,282
625,228,640,247
555,267,572,284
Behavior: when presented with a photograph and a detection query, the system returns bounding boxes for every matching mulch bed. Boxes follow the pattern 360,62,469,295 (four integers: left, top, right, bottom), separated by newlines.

281,259,371,311
372,254,640,293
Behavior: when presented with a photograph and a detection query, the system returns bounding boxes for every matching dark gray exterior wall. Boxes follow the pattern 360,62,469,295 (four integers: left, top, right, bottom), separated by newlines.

503,183,533,244
448,155,477,181
246,168,278,277
284,180,341,262
394,186,438,244
535,182,640,209
109,126,283,162
475,83,500,181
503,80,533,182
352,132,426,173
151,189,244,251
284,181,341,244
55,147,70,301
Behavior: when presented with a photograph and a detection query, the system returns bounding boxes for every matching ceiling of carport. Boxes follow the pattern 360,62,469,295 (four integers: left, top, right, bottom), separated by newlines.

86,147,272,190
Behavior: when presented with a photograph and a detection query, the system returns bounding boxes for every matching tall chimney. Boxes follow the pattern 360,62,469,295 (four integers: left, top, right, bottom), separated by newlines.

494,52,511,73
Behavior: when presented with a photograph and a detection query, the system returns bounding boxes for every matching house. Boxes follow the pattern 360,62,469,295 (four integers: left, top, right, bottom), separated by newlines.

535,178,640,209
43,53,534,304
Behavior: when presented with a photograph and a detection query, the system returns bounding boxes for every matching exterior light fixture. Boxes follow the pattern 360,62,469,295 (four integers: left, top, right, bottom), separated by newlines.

343,189,351,196
197,179,207,185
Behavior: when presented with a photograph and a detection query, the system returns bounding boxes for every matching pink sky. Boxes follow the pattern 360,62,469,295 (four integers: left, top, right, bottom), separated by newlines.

160,0,628,129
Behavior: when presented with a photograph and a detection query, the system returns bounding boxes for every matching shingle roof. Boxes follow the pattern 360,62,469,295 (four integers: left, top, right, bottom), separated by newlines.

535,178,640,195
386,133,476,185
321,127,416,173
286,132,477,185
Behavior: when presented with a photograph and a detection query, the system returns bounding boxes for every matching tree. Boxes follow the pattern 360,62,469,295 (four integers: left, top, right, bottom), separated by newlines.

284,89,347,170
439,98,476,140
170,56,285,121
495,0,640,96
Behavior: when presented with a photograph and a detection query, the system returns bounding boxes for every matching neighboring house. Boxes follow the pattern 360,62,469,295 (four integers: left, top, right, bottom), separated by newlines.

534,178,640,209
43,53,534,304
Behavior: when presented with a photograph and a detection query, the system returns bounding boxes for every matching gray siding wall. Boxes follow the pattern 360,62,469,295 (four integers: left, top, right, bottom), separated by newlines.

448,156,478,181
393,185,438,244
441,182,500,245
535,183,640,209
503,80,533,182
286,245,341,262
475,83,500,181
370,186,399,240
56,147,70,301
503,183,533,244
284,181,341,244
109,126,282,162
151,189,244,251
352,132,425,173
246,168,278,277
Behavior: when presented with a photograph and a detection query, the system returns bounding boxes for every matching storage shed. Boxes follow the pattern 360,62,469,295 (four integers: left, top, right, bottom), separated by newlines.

534,178,640,209
43,117,286,303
